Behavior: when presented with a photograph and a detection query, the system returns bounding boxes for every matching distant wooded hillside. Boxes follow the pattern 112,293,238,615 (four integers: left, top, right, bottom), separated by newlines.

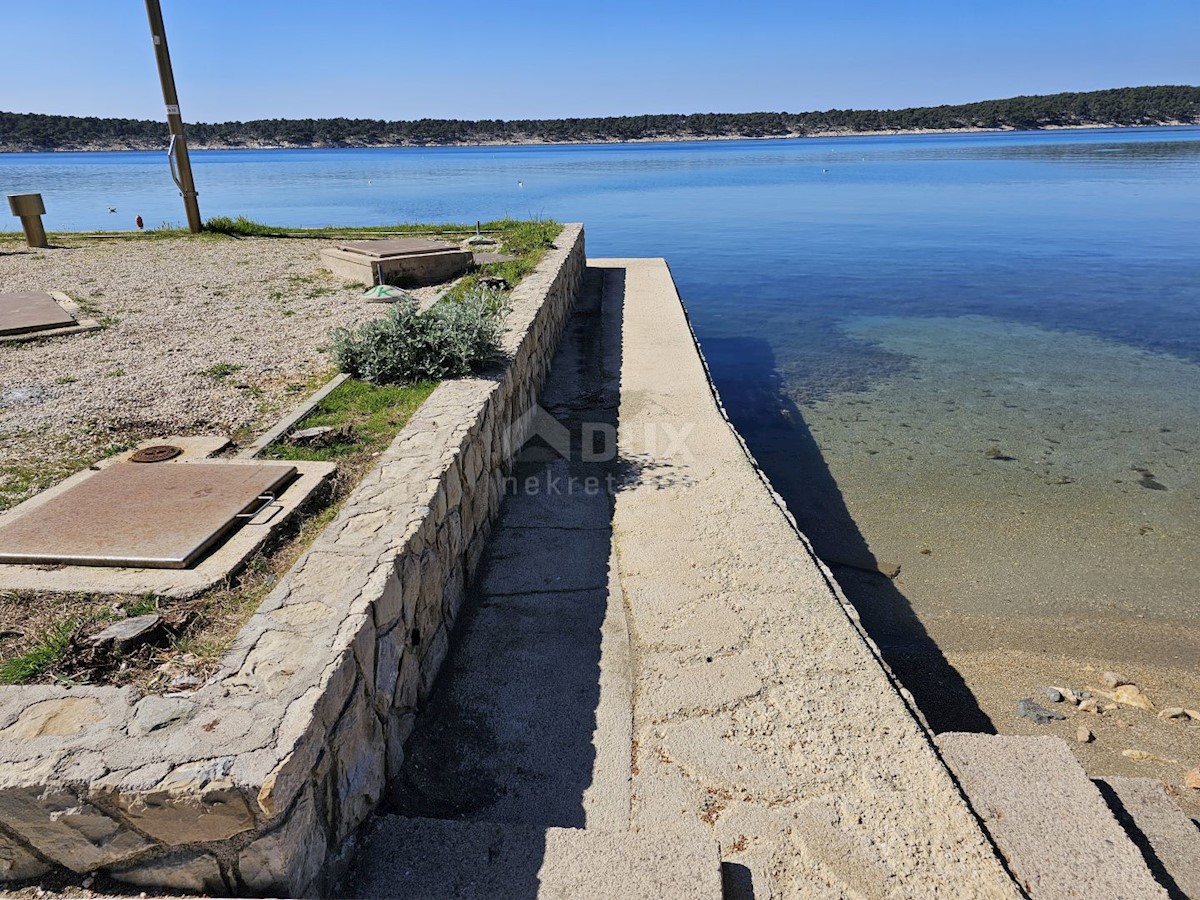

2,85,1197,152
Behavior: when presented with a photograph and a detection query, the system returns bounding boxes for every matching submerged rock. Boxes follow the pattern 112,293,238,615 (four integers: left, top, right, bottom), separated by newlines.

1016,698,1065,725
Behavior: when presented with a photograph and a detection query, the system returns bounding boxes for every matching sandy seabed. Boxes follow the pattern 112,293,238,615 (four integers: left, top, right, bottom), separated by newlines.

785,315,1200,815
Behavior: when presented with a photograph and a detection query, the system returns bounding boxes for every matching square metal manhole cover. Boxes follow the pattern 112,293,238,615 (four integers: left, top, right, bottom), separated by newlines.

0,462,297,569
338,238,458,258
0,291,77,337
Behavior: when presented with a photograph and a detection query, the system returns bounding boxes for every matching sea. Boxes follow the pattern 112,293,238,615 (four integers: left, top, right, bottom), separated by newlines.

3,127,1199,731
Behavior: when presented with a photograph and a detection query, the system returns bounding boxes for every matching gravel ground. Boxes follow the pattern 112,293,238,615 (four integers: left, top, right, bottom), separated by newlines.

0,235,440,507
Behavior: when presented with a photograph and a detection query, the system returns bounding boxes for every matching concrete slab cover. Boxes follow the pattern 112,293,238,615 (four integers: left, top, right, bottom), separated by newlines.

937,733,1167,899
338,238,457,259
0,462,296,569
0,291,76,337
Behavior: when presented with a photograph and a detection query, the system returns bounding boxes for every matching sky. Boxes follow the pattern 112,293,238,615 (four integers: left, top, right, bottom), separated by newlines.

2,1,1197,123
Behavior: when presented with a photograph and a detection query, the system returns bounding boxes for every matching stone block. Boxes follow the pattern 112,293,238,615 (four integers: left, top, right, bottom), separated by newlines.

383,710,416,788
446,508,464,560
111,849,226,895
0,696,105,740
373,627,404,716
394,642,420,713
109,757,256,845
441,564,466,629
131,696,196,736
225,629,307,696
0,831,50,881
0,786,150,872
239,786,325,897
418,626,450,702
326,695,385,844
350,614,376,689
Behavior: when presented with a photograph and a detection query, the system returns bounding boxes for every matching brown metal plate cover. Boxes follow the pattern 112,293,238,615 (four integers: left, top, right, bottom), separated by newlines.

0,292,77,337
338,238,458,259
0,462,296,569
129,445,183,463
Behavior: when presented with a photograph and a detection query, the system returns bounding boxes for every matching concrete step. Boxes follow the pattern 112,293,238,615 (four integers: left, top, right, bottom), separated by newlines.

937,733,1168,899
1094,776,1200,900
343,816,722,899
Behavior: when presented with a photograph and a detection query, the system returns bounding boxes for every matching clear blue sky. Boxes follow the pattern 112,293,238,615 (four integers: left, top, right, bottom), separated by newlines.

2,1,1197,122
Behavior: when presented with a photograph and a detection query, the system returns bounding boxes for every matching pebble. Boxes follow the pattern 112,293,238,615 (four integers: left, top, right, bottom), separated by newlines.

1123,749,1176,763
1043,687,1063,703
1102,671,1131,688
1114,684,1153,710
1016,698,1066,725
1185,768,1200,790
1078,698,1100,714
1076,726,1093,743
1157,707,1186,720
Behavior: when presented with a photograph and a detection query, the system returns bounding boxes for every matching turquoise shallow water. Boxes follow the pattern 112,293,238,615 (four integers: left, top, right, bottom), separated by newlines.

4,129,1200,728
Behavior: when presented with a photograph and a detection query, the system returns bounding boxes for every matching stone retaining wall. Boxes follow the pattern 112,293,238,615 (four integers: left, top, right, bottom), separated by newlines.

0,224,585,896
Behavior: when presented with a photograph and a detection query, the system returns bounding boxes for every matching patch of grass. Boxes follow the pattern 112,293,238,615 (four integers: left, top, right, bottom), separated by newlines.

203,215,286,237
55,375,78,385
202,362,243,380
443,217,560,303
104,368,125,377
0,617,77,684
263,377,437,464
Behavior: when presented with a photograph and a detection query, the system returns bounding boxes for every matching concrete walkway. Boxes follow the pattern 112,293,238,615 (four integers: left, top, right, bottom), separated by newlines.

597,259,1020,898
347,262,1022,898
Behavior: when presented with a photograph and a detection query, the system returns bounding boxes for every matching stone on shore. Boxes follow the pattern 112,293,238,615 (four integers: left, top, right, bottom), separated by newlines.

1015,698,1065,725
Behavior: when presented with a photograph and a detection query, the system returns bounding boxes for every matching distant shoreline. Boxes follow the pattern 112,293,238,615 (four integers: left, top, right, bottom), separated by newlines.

3,120,1198,154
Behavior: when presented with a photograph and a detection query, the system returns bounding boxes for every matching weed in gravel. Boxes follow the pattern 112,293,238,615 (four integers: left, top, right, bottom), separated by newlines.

202,362,243,380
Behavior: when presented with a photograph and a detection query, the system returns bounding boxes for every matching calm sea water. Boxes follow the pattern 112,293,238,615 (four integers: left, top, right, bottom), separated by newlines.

5,129,1200,709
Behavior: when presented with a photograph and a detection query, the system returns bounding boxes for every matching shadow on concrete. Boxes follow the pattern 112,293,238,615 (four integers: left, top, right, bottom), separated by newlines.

702,335,995,735
1094,780,1189,900
350,267,629,899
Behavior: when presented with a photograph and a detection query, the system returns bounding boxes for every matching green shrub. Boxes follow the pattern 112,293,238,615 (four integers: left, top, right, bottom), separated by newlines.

330,288,508,384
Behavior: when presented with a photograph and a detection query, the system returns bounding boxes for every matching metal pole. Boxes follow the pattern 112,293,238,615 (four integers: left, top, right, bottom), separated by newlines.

144,0,202,233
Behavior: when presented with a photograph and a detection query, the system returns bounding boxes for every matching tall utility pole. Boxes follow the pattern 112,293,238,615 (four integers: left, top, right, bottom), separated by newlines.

144,0,202,233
